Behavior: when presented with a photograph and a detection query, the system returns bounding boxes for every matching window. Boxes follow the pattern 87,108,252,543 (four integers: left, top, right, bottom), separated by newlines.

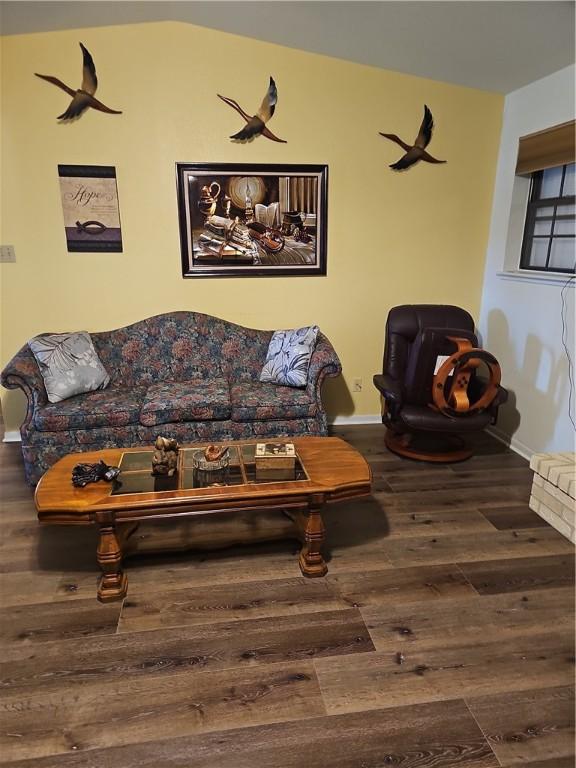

520,163,575,274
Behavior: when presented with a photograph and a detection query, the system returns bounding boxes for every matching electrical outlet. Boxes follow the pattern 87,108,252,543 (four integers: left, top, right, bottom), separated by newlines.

353,377,363,392
0,245,16,263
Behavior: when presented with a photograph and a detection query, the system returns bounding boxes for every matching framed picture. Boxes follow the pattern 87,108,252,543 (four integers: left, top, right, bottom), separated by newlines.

176,163,328,278
58,165,122,252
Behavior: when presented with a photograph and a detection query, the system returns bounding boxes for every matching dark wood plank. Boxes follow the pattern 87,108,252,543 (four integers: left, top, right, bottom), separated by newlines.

384,467,533,493
467,685,575,766
118,576,348,633
53,540,307,601
459,553,576,594
325,496,495,543
0,608,374,690
448,452,529,472
371,484,532,509
381,507,496,538
380,527,573,567
0,598,121,648
327,563,476,609
499,759,575,768
0,524,98,575
0,699,499,768
479,504,549,530
314,631,575,715
362,587,575,652
0,571,79,608
0,499,38,523
0,660,325,763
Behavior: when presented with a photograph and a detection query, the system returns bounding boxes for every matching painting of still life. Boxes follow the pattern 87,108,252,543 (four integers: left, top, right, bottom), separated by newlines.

176,163,328,277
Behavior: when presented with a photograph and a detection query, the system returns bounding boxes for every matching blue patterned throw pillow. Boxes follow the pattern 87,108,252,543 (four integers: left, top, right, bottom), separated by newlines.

28,331,110,403
260,325,319,387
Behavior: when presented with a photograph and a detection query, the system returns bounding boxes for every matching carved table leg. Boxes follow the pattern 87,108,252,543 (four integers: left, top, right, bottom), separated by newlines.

299,494,328,577
96,511,128,602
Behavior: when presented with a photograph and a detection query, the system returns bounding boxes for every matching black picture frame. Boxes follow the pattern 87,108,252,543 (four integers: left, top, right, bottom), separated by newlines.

176,163,328,278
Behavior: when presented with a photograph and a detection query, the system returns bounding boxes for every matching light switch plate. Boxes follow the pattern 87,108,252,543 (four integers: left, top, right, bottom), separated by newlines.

0,245,16,262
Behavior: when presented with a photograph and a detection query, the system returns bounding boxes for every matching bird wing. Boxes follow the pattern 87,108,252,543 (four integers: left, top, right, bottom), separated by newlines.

230,116,265,141
261,126,288,143
57,92,92,120
256,77,277,123
79,43,98,94
379,133,412,153
420,150,446,165
414,105,433,149
34,73,77,98
82,93,122,114
390,147,422,171
217,94,252,123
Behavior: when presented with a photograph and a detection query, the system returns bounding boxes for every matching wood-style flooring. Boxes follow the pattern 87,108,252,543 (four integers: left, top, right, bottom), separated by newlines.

0,425,574,767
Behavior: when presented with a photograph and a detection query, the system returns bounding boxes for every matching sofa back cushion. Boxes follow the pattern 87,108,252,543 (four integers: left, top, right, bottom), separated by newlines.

90,312,274,387
220,326,273,382
90,313,218,386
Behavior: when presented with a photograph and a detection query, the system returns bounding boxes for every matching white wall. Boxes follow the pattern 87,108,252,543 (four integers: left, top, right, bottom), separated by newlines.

478,65,575,458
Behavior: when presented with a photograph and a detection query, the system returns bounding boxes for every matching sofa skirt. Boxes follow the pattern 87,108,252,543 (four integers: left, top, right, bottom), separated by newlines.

20,415,329,485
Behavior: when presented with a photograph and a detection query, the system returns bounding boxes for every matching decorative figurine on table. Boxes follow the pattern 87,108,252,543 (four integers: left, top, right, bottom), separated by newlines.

151,436,180,476
204,445,228,462
192,444,230,487
72,460,120,487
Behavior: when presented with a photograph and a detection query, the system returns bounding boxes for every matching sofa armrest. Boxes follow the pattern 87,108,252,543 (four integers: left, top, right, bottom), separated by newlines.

306,333,342,397
1,345,48,431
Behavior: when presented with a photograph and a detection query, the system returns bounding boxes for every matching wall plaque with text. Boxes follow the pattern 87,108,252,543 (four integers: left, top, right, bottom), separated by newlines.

58,165,123,252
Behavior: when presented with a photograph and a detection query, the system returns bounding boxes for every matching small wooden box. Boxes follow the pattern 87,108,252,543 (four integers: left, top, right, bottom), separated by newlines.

255,442,296,481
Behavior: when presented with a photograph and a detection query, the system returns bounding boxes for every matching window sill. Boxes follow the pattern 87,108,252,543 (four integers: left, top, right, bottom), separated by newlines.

497,270,575,286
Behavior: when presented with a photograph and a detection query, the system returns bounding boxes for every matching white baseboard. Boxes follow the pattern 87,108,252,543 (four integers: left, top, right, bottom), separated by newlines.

486,426,532,461
2,431,21,443
329,414,382,426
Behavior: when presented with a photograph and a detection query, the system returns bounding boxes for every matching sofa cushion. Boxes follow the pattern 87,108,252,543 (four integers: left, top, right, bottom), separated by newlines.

230,381,317,422
140,379,231,426
29,331,110,403
33,387,147,432
260,325,319,387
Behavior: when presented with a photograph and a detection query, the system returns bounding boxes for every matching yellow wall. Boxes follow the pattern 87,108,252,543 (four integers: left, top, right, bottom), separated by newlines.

0,21,503,432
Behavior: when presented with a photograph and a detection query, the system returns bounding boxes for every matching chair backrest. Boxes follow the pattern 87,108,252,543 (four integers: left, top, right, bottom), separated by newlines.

384,305,477,405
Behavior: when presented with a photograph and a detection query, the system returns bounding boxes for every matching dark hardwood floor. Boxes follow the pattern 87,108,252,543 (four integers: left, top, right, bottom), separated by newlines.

0,424,574,767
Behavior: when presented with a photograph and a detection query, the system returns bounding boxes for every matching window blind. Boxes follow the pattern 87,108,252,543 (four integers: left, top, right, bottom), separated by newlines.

516,120,575,175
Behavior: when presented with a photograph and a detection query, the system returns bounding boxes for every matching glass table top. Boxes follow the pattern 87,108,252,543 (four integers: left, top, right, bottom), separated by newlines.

110,444,308,496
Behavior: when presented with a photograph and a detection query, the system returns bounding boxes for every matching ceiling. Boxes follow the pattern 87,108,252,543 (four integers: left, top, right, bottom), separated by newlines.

0,1,574,93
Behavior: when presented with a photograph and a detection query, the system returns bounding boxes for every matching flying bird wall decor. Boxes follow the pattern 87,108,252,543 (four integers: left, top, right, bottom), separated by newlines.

379,105,446,171
35,42,122,121
217,77,287,143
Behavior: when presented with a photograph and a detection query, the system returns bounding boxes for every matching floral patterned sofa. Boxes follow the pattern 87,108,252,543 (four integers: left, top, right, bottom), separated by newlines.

1,312,342,485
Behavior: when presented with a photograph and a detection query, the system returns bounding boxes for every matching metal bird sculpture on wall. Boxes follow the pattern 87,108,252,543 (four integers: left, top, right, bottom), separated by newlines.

218,77,286,143
35,42,122,121
379,105,446,171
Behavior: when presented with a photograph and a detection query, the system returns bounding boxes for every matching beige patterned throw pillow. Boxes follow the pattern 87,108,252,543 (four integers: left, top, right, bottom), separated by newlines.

28,331,110,403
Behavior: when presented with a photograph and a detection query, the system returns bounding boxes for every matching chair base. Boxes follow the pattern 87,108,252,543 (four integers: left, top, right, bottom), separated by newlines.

384,429,473,463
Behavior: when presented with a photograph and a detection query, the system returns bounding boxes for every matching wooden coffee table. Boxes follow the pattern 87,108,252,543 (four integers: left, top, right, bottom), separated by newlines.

35,437,372,602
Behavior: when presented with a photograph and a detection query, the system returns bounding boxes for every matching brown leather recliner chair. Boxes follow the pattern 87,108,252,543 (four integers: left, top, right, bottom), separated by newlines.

373,304,508,462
